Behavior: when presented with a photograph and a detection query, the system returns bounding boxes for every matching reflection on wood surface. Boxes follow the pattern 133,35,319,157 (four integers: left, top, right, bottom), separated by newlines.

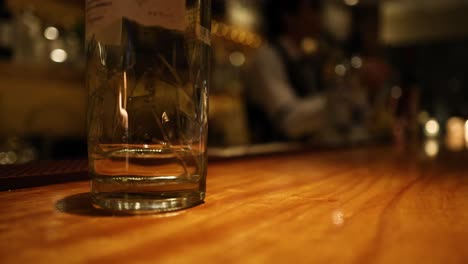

1,147,468,263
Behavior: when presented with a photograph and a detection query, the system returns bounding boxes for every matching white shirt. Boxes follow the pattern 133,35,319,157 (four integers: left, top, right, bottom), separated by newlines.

246,37,327,140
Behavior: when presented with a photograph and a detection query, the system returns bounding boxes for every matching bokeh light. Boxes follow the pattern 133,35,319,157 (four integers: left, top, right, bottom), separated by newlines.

446,117,465,152
351,56,362,69
44,26,59,40
465,120,468,147
424,139,439,158
229,51,245,67
50,49,68,63
425,119,440,137
334,64,346,76
344,0,359,6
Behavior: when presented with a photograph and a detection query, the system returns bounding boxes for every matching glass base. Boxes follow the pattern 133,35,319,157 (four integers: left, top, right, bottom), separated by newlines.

91,191,205,214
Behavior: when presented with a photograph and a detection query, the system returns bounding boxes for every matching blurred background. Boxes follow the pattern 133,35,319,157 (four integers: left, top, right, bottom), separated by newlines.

0,0,467,164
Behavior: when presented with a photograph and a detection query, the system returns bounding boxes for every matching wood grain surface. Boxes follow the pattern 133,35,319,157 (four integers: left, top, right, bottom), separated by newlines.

1,147,467,264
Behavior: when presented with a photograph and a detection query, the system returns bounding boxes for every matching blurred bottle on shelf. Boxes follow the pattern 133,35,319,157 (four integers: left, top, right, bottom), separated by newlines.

321,48,371,146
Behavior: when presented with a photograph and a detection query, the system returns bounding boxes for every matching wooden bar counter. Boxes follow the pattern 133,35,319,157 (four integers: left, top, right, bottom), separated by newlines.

1,147,467,263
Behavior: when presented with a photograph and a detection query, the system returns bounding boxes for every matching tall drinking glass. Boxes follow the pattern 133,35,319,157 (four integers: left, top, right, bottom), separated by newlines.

86,0,211,213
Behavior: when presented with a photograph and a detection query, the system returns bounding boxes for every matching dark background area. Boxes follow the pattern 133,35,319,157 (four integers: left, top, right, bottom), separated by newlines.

1,0,467,163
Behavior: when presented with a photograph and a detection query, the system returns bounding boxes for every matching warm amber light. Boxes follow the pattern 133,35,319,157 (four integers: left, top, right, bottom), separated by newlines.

446,117,465,152
230,28,240,41
252,36,262,48
220,24,229,37
50,49,67,63
425,119,440,137
424,139,439,158
238,31,246,43
44,26,59,40
351,56,362,69
211,22,219,34
118,72,129,129
229,51,245,67
245,33,254,46
465,120,468,147
301,38,318,55
334,64,346,77
344,0,359,6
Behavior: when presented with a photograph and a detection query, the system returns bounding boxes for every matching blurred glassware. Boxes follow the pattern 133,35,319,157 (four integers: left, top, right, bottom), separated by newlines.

321,52,371,146
0,136,37,165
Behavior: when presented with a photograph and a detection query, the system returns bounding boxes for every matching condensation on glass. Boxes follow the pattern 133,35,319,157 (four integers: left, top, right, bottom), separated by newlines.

86,0,211,213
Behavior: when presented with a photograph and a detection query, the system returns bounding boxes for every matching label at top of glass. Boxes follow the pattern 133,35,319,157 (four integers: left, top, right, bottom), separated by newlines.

86,0,186,44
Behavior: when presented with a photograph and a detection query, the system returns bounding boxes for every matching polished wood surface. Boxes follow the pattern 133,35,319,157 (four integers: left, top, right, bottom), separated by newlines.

1,147,468,263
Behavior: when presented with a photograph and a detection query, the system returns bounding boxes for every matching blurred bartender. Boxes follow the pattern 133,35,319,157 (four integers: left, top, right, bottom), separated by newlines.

246,0,327,142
